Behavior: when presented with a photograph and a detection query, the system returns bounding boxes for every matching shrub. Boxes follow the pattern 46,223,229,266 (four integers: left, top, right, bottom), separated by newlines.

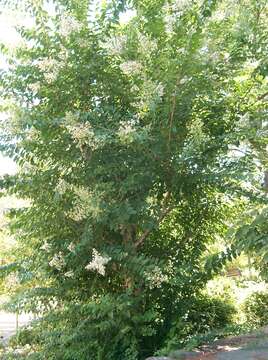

9,327,38,348
244,291,268,327
205,276,238,303
182,323,252,350
186,296,236,332
159,295,236,354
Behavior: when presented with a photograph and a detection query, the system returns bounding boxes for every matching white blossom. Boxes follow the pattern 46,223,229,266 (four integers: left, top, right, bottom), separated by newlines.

77,38,89,48
118,120,136,138
37,58,58,72
27,127,40,141
145,266,169,289
40,241,51,252
164,13,177,33
85,248,111,276
59,14,81,37
49,251,65,270
179,76,192,85
74,185,91,199
67,242,76,252
55,178,69,195
244,60,260,71
103,35,127,56
69,123,92,141
5,273,19,290
211,9,226,21
68,204,88,221
163,0,190,33
58,45,69,61
37,58,60,83
120,60,143,75
28,82,40,93
64,270,75,278
64,112,93,144
173,0,190,10
155,83,164,98
137,32,157,55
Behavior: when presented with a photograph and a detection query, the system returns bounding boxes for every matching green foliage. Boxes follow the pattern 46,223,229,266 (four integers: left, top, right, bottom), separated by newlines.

9,328,36,348
171,323,252,352
234,207,268,279
10,295,157,360
244,291,268,328
159,295,236,354
205,276,238,303
0,0,267,358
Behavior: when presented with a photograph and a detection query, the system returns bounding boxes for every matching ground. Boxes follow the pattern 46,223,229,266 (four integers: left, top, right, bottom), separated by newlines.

0,312,30,343
146,327,268,360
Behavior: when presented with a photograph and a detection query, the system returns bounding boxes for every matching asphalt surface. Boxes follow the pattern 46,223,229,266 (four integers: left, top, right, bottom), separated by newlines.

0,312,31,342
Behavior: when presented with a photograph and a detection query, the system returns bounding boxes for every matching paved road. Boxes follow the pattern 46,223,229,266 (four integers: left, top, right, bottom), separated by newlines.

0,312,31,342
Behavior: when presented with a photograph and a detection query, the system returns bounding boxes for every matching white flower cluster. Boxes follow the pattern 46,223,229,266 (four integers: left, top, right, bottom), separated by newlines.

58,44,69,61
85,248,111,276
137,32,157,56
74,185,91,199
118,119,137,139
38,58,60,83
27,127,40,141
49,251,65,270
120,60,143,75
68,204,88,222
68,123,92,142
155,83,164,98
5,344,33,356
163,0,190,33
77,38,89,48
40,241,51,252
103,35,127,56
28,82,40,94
243,60,260,72
65,112,94,145
173,0,190,10
145,266,169,289
67,242,76,252
5,273,19,289
59,14,81,37
164,12,177,33
64,270,75,278
55,178,69,195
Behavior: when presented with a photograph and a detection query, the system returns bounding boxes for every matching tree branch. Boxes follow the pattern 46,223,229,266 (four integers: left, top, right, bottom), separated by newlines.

258,91,268,101
168,76,180,150
134,192,172,248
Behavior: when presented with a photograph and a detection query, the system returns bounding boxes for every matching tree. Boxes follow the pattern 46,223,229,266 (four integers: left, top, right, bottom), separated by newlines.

0,0,267,358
